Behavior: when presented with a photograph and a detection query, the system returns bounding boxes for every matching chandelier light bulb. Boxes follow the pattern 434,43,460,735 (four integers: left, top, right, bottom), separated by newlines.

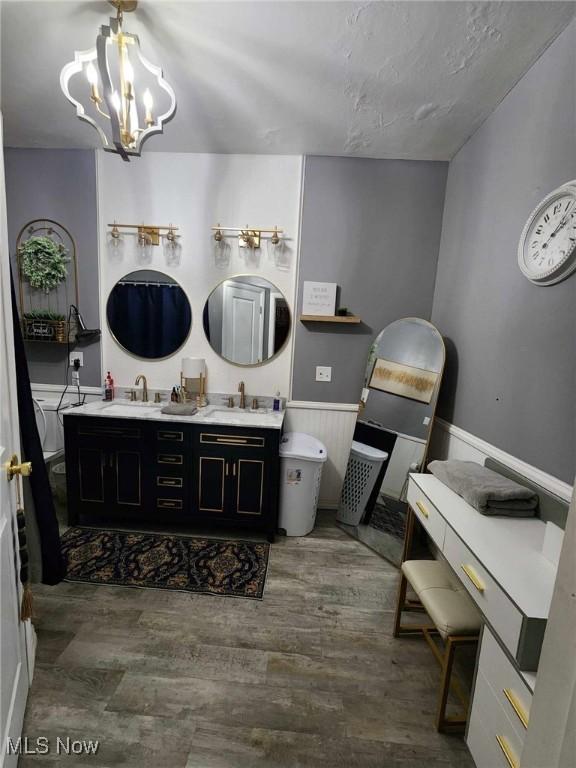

143,88,154,125
124,58,134,84
86,62,98,86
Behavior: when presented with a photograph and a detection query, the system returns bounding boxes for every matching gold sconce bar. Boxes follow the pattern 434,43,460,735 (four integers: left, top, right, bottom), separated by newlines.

108,222,179,246
212,224,284,249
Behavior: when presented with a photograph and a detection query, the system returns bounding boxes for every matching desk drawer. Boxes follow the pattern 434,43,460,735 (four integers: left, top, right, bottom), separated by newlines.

406,481,446,548
468,670,524,768
479,626,532,737
443,526,523,660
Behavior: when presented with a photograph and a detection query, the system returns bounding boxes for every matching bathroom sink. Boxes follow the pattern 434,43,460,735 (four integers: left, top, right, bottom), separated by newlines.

199,407,274,424
102,403,162,418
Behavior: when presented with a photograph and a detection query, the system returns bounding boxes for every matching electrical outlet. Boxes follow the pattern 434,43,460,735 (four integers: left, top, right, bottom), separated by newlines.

423,416,430,426
69,351,83,367
315,366,332,382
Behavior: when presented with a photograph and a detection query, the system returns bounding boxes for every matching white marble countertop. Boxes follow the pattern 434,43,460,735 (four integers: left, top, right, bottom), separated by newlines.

63,399,285,430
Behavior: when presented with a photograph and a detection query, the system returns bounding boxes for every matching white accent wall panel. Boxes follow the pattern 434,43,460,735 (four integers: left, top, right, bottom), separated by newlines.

285,402,358,508
97,152,302,396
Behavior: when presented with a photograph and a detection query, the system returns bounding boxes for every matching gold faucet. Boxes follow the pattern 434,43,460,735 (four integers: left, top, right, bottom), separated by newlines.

135,374,148,402
238,381,246,409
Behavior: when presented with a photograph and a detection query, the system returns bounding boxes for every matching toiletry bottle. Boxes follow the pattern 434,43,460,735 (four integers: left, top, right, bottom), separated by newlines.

105,371,114,401
273,391,282,412
104,374,112,401
171,387,177,403
109,372,115,400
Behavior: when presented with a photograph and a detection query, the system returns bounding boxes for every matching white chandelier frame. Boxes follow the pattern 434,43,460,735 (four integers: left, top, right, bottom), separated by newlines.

60,7,176,161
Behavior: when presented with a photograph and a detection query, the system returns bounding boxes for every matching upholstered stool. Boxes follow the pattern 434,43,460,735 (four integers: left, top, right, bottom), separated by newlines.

393,559,481,732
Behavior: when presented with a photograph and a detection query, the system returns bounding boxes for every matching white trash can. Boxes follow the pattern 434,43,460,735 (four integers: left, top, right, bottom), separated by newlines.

337,441,389,526
279,432,327,536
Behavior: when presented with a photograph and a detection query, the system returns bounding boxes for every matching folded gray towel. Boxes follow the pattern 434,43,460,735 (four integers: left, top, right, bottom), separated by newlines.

161,403,198,416
427,460,538,517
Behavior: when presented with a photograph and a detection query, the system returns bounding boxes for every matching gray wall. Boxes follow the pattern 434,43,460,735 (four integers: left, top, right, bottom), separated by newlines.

431,20,576,484
5,148,101,386
292,156,448,403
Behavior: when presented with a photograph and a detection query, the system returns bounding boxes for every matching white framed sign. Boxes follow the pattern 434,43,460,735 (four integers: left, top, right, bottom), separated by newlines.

302,281,337,316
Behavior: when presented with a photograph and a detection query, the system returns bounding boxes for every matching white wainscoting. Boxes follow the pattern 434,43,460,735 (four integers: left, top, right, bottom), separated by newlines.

285,401,358,508
429,417,573,503
31,383,102,405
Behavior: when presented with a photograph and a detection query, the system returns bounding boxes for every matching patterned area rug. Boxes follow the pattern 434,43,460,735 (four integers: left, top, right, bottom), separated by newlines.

62,527,270,599
368,499,407,541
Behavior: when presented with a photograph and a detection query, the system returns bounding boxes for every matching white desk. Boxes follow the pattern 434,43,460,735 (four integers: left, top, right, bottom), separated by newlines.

406,474,558,768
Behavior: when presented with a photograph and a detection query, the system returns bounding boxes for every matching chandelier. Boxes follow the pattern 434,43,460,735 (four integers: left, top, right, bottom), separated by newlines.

60,1,176,161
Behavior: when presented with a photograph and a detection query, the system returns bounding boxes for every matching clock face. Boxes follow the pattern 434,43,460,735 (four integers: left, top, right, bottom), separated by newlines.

518,185,576,285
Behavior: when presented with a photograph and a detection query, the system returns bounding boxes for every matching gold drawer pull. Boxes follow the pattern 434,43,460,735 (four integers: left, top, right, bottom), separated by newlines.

461,564,485,593
496,735,519,768
415,501,429,518
503,688,529,729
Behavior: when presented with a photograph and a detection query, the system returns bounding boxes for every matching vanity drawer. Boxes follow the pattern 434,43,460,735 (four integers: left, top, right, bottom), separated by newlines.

156,475,184,489
156,428,185,443
478,626,532,736
200,432,266,448
156,452,185,467
156,497,184,511
443,526,524,660
79,424,141,440
468,670,524,768
406,481,446,549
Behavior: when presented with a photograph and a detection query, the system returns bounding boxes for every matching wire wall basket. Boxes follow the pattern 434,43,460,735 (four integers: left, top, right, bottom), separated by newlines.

16,219,79,344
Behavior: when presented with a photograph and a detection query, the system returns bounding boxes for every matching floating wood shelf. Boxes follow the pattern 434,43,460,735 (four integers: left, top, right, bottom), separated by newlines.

299,314,361,324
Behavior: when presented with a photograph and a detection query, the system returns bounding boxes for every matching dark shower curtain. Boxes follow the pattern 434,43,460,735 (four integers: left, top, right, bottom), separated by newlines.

107,282,191,358
10,268,64,585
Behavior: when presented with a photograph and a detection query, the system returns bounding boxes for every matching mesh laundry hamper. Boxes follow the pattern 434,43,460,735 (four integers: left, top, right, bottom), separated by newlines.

337,441,388,525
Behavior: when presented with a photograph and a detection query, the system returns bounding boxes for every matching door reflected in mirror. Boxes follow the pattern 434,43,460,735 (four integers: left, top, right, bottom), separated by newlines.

106,270,192,359
203,275,291,366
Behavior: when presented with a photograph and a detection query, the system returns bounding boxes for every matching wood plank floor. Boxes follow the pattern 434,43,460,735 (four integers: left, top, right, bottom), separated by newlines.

20,513,474,767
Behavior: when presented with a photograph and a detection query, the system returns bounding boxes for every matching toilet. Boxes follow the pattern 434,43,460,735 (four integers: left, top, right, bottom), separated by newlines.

33,397,70,453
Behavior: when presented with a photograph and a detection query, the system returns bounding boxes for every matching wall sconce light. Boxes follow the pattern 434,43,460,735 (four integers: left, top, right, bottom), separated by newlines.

212,224,231,268
107,220,125,260
163,224,181,265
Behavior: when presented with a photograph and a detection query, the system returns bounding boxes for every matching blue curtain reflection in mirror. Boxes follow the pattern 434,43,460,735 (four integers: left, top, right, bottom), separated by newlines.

107,270,192,359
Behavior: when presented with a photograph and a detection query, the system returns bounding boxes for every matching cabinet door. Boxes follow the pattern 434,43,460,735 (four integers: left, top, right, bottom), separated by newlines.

111,448,144,509
77,445,107,505
197,454,227,514
233,458,265,517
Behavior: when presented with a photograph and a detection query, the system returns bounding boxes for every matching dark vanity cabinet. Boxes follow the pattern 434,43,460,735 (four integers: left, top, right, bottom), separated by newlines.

192,427,280,533
64,416,281,540
65,419,147,523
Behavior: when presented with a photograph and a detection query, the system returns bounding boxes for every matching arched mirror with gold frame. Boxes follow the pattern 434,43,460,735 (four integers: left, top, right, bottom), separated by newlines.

339,317,445,565
202,275,291,366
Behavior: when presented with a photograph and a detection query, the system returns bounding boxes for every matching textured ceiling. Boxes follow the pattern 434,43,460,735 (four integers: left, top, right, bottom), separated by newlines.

1,1,574,159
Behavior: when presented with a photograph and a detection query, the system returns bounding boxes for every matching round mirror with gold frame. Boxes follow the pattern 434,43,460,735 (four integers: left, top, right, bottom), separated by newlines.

203,275,291,366
106,269,192,359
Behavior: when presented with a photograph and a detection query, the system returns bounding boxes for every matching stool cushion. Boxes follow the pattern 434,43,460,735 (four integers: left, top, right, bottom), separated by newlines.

402,559,481,640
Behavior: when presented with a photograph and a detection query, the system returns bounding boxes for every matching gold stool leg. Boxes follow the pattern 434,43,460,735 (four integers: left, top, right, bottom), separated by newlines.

393,573,408,638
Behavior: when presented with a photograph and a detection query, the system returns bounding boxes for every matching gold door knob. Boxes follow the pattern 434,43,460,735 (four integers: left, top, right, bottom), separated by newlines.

7,455,32,481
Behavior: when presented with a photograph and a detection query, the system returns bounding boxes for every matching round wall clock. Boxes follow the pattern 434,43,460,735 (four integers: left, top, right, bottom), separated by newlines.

518,181,576,285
